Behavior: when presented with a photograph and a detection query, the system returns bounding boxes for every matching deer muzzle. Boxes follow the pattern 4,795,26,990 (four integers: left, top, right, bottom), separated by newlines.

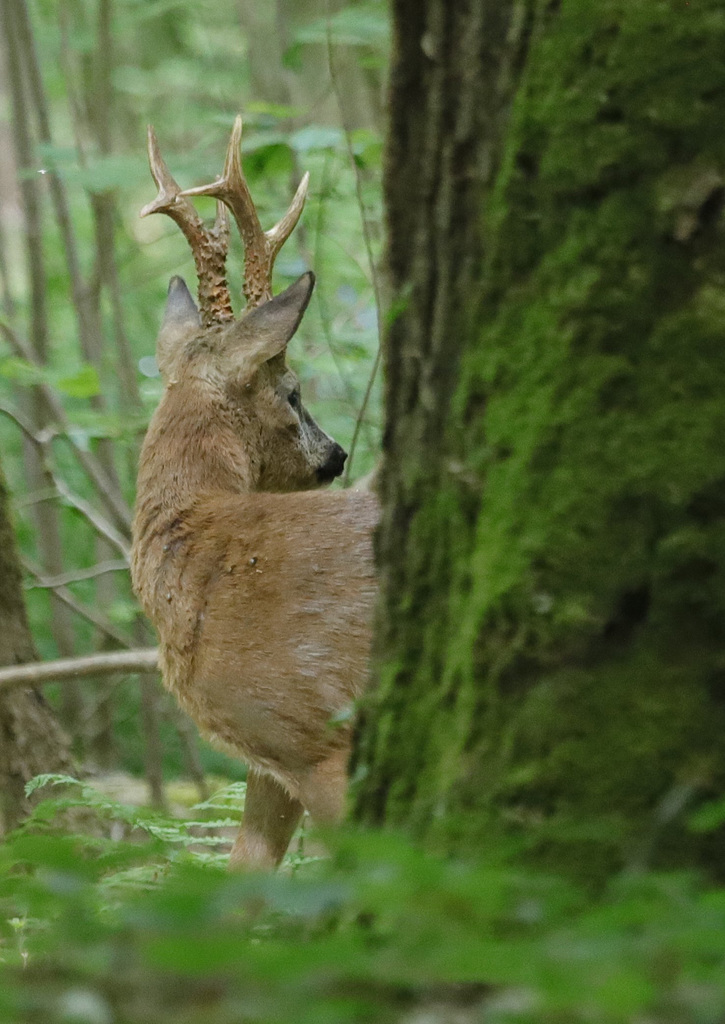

316,443,347,484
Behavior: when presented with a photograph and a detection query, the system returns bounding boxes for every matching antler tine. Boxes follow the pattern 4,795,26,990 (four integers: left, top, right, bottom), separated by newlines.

141,125,233,327
267,172,310,258
181,116,309,310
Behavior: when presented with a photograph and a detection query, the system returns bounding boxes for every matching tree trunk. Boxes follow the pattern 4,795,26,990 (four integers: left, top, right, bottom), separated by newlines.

354,0,725,881
0,457,72,835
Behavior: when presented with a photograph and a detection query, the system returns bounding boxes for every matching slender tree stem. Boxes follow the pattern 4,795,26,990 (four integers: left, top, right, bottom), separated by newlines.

344,342,383,486
1,0,48,363
170,703,210,801
2,0,80,725
140,673,167,810
325,15,383,483
12,0,100,369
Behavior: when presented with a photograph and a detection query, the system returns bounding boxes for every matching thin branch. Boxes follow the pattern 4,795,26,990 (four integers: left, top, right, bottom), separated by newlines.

24,559,128,590
0,399,131,557
291,149,375,463
0,399,40,444
325,16,383,484
0,320,132,534
140,672,166,810
12,485,58,509
311,152,373,427
0,204,15,318
343,342,383,486
0,649,159,692
51,476,131,559
325,16,383,321
169,702,210,801
92,192,142,408
23,558,134,647
327,234,376,288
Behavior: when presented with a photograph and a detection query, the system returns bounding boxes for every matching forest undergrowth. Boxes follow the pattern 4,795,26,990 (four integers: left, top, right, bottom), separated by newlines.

1,774,725,1024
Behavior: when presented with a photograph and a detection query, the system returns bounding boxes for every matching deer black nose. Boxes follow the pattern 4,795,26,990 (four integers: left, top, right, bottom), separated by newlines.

317,443,347,483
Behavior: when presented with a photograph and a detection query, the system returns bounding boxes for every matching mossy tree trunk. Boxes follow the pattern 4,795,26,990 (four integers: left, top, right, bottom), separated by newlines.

354,0,725,879
0,458,72,835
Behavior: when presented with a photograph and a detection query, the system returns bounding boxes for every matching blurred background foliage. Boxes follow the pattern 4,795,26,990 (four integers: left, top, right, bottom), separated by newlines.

0,0,385,784
3,4,725,1023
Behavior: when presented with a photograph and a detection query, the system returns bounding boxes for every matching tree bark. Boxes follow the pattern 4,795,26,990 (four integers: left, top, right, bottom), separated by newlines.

0,457,72,835
354,0,725,881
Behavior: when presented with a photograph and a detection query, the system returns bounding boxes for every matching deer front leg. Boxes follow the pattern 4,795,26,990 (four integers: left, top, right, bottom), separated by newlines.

229,769,304,870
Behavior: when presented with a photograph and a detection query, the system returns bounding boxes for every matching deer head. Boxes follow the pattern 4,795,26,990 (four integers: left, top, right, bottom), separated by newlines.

140,116,347,492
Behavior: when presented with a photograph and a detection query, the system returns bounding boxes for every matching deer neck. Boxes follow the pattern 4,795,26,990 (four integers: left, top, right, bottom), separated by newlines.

135,378,255,527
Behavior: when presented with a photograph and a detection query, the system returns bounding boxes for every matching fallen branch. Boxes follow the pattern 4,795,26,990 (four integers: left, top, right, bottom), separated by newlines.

0,649,159,692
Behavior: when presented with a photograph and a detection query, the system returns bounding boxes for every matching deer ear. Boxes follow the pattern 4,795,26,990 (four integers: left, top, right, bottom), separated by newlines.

224,272,315,380
156,276,200,378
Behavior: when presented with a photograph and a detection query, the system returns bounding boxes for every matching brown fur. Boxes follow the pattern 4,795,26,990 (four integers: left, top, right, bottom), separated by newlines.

131,273,378,868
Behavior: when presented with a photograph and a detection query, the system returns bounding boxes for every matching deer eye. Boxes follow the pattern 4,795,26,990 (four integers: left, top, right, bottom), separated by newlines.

288,389,301,409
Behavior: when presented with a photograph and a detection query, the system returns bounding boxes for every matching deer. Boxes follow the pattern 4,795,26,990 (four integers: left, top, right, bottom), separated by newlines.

130,117,379,869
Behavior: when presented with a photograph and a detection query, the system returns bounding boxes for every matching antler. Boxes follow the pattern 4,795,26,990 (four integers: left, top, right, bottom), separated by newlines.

141,126,233,327
180,116,310,310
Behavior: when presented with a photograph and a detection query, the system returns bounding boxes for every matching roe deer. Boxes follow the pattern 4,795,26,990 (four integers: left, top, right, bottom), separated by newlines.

130,117,378,869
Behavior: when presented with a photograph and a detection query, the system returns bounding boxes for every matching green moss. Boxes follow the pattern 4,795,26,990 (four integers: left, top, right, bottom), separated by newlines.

361,0,725,877
440,0,725,874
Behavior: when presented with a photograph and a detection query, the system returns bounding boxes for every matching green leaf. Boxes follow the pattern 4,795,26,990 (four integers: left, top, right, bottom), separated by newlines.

107,598,138,625
293,4,390,48
0,356,43,387
55,364,101,398
24,773,84,797
290,125,344,153
689,796,725,832
246,100,305,120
